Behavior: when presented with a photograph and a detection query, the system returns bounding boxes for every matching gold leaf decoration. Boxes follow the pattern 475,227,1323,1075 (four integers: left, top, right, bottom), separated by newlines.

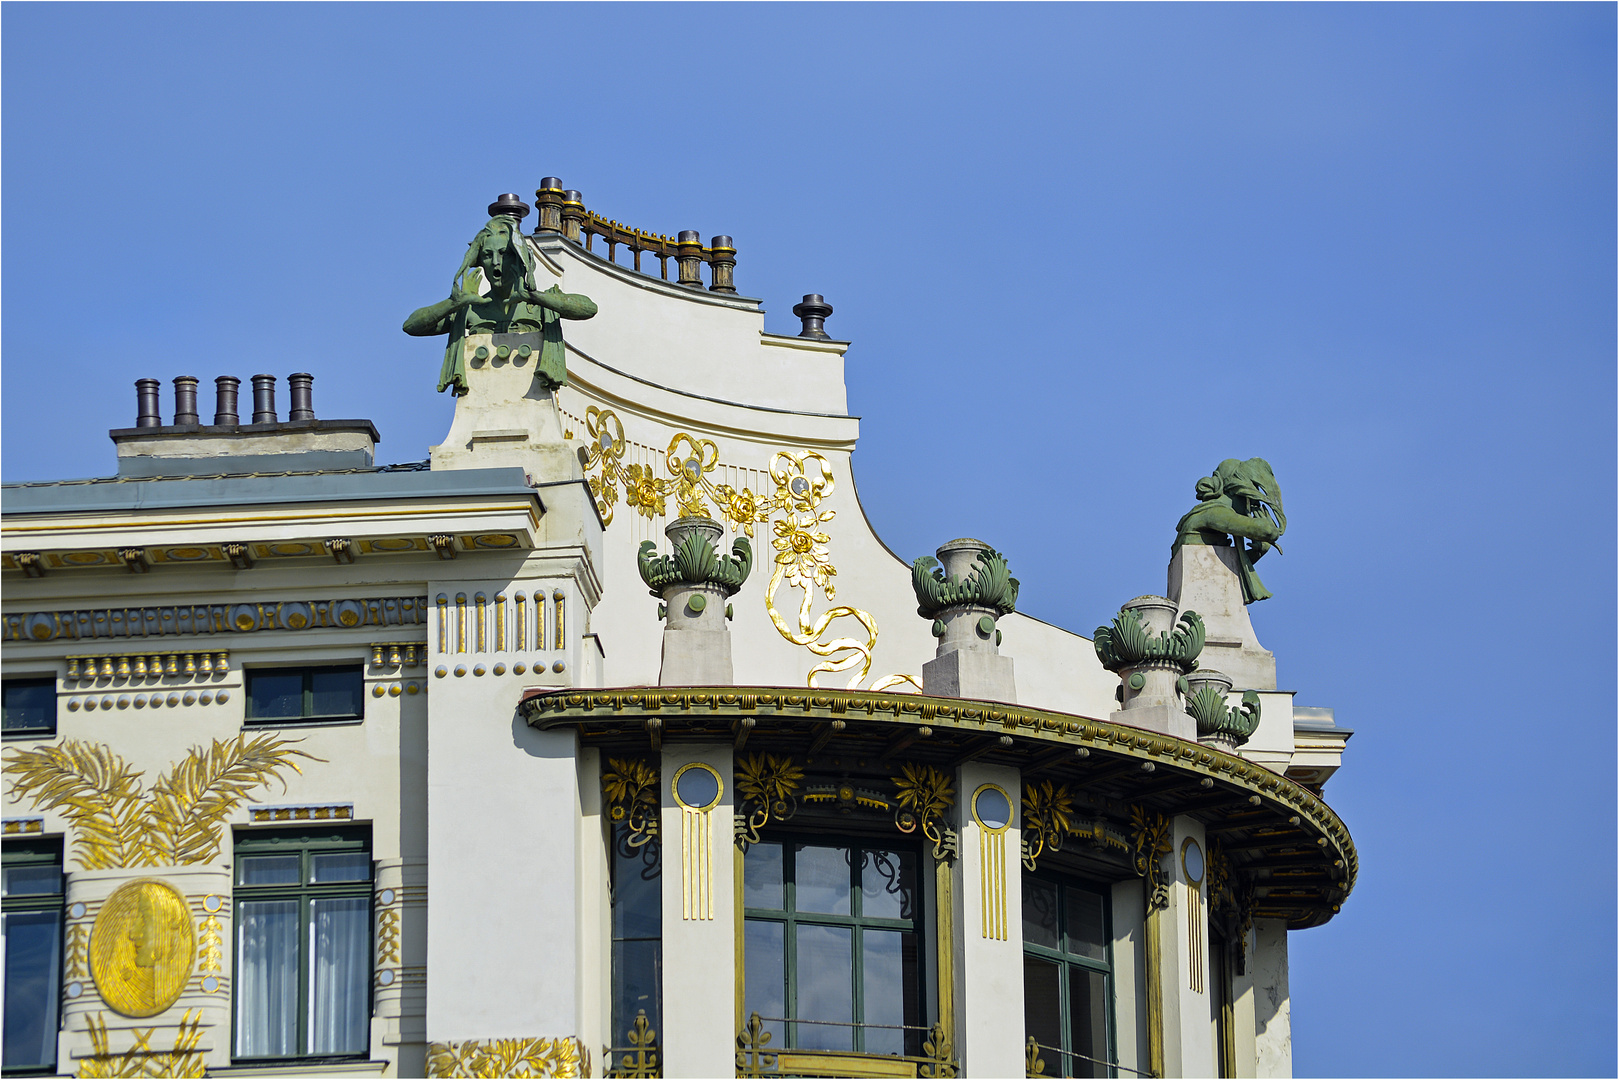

4,735,319,870
601,757,660,848
892,762,957,861
426,1036,588,1078
78,1009,205,1078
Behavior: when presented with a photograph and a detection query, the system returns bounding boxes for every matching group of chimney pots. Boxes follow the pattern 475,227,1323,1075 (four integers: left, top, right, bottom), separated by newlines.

133,374,316,429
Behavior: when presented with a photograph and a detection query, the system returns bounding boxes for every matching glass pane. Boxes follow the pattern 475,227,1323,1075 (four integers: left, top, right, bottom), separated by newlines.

2,680,55,732
860,849,916,922
309,897,370,1055
250,672,304,720
1023,955,1062,1074
2,909,61,1070
612,831,662,941
239,855,302,886
794,923,852,1051
3,865,63,897
1068,965,1109,1079
744,920,785,1049
860,929,919,1057
612,937,663,1044
309,668,362,718
237,900,299,1057
1023,878,1059,950
794,845,851,916
745,842,784,912
311,853,371,883
1064,886,1107,962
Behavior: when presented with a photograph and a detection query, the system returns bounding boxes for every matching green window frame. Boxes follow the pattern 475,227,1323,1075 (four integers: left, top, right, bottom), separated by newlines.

232,826,372,1063
743,837,926,1058
2,838,64,1076
2,679,57,739
244,666,364,726
1022,874,1116,1079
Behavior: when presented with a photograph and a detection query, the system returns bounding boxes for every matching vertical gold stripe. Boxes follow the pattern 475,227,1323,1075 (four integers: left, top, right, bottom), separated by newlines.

554,590,566,652
495,594,506,652
935,855,954,1051
455,594,467,653
514,593,526,651
681,808,692,920
436,595,448,654
1146,902,1165,1078
735,844,746,1032
980,829,989,939
475,593,487,651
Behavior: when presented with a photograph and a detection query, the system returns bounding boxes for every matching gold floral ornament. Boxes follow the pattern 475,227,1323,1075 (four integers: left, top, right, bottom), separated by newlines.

664,434,721,519
1021,780,1076,870
1129,805,1173,911
4,734,319,869
735,753,804,847
580,407,627,525
892,762,957,861
623,464,668,519
601,757,660,848
763,452,919,692
426,1036,586,1078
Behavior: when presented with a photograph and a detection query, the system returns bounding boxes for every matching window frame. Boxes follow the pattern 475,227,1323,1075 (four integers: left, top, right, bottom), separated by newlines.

2,678,57,739
1022,872,1118,1079
243,665,365,727
607,821,663,1059
743,833,928,1057
2,838,64,1077
230,825,373,1065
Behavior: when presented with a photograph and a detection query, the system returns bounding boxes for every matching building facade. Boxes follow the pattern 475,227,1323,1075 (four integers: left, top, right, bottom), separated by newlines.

1,182,1354,1079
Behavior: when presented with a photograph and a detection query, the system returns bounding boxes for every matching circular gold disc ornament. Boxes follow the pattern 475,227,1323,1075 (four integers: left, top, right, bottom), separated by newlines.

90,879,195,1017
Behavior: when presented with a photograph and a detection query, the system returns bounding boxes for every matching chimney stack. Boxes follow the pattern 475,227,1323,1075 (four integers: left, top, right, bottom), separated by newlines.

251,375,278,424
213,377,240,425
288,373,315,422
135,379,162,428
172,376,200,426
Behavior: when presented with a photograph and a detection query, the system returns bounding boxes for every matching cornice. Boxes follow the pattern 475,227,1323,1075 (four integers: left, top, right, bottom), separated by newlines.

522,684,1357,929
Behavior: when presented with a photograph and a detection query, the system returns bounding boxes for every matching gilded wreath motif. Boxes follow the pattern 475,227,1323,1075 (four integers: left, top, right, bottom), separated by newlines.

892,762,957,861
581,406,626,526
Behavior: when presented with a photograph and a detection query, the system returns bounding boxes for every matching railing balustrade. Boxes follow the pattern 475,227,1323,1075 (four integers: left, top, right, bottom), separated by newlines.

534,178,737,294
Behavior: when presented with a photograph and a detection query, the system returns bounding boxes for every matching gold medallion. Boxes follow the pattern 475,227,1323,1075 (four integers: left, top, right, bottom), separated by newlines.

90,879,195,1018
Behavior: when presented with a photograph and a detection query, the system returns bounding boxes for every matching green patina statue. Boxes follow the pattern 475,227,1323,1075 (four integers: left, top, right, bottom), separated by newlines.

1173,458,1286,604
403,194,597,395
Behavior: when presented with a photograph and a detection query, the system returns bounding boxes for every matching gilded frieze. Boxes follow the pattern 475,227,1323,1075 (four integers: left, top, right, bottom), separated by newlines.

5,595,428,643
426,1036,588,1078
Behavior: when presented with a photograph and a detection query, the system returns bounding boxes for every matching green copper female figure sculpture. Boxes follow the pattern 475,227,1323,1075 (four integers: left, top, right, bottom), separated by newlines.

1172,458,1286,603
403,194,597,395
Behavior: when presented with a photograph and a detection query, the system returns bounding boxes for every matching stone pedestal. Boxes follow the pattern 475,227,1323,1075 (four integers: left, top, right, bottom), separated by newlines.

1167,545,1276,690
1109,702,1194,741
1107,596,1193,739
429,331,581,481
919,540,1017,704
655,518,737,686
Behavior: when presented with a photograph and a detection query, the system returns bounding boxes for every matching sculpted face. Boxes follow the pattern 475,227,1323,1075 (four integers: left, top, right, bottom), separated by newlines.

474,220,522,295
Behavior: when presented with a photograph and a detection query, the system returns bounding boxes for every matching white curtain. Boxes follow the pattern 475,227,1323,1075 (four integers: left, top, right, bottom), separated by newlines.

236,901,298,1057
309,897,369,1055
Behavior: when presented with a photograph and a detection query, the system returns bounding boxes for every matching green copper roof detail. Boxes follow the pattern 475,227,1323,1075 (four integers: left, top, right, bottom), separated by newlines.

1187,686,1262,745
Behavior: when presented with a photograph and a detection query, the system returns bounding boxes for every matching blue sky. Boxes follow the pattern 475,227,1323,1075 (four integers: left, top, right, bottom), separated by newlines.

4,4,1614,1075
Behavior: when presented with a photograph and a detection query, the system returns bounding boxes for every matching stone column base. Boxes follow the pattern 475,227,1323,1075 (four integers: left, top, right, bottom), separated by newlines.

1110,703,1194,742
923,650,1016,703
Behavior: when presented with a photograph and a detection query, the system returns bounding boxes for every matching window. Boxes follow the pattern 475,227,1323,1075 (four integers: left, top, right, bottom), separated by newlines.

744,839,923,1057
1210,926,1235,1078
245,666,363,725
2,680,56,738
1023,876,1115,1078
233,827,371,1062
609,824,662,1054
2,840,63,1075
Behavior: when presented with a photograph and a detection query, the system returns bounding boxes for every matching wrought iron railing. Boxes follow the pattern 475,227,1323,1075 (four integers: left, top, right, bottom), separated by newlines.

533,180,737,294
1024,1034,1153,1078
605,1010,661,1078
736,1011,956,1078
